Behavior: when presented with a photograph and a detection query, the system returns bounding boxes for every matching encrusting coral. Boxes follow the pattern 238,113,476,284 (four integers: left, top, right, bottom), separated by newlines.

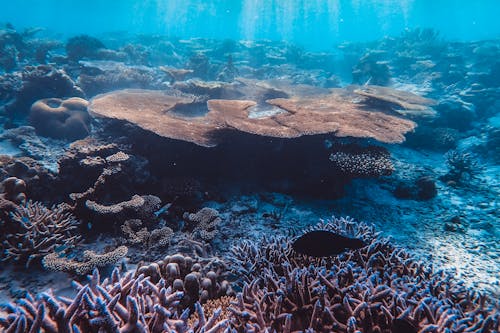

228,217,500,332
1,254,234,332
42,245,128,275
1,200,81,267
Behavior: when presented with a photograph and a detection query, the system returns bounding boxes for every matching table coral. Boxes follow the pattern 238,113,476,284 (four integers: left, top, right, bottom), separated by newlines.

42,245,128,275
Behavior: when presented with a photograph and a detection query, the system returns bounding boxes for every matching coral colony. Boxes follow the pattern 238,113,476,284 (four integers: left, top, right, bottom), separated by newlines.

0,23,499,333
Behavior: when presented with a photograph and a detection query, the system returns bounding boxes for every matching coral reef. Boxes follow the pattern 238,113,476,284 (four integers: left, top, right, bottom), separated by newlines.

329,145,394,177
4,65,84,119
184,207,221,242
228,217,500,332
89,85,419,147
42,245,128,275
78,61,158,97
393,175,438,200
0,201,81,267
29,97,90,140
1,254,234,332
0,155,56,200
441,150,482,185
0,176,26,218
65,35,106,61
121,219,173,249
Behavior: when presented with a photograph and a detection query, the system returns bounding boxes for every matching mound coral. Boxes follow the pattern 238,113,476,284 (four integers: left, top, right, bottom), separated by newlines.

29,97,90,140
1,201,81,267
1,254,233,332
228,217,499,332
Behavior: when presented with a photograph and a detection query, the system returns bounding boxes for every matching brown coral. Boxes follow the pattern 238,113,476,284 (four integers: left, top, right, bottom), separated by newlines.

329,145,394,177
42,245,128,275
89,85,419,146
29,96,90,140
354,84,437,116
89,89,218,147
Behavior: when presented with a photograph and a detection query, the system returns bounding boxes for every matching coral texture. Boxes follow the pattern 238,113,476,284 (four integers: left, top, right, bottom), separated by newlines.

184,207,221,241
88,85,419,146
42,245,128,275
1,201,81,267
29,97,90,140
121,219,173,249
328,145,394,177
228,217,499,332
1,254,233,332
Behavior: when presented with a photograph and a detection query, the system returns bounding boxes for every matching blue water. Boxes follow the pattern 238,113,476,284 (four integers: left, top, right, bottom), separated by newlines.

1,0,499,50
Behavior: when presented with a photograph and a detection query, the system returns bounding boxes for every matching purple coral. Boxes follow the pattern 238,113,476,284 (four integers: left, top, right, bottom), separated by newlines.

228,217,500,332
1,254,233,332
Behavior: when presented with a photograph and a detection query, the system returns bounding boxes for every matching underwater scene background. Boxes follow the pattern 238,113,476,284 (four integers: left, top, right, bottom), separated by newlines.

0,1,499,332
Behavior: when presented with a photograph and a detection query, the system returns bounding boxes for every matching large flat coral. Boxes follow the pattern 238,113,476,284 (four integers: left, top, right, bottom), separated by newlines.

89,84,419,146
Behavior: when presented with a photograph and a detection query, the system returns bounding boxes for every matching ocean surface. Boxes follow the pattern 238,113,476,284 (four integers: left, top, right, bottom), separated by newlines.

0,1,499,332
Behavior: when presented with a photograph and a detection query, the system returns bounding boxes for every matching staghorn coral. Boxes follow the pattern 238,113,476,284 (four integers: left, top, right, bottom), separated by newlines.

1,201,81,267
184,207,221,242
42,245,128,275
441,150,482,185
0,267,230,333
121,219,173,249
329,145,394,177
228,217,499,332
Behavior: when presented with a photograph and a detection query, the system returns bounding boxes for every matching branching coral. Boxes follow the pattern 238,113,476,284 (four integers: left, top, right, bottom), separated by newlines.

1,201,81,267
184,207,221,241
121,219,173,249
329,145,394,177
0,270,227,332
228,217,499,332
1,254,234,332
441,149,482,184
42,245,128,275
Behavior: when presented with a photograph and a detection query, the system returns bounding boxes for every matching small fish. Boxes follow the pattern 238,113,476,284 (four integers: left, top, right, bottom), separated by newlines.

324,139,333,149
292,230,365,257
391,318,417,333
154,202,173,217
